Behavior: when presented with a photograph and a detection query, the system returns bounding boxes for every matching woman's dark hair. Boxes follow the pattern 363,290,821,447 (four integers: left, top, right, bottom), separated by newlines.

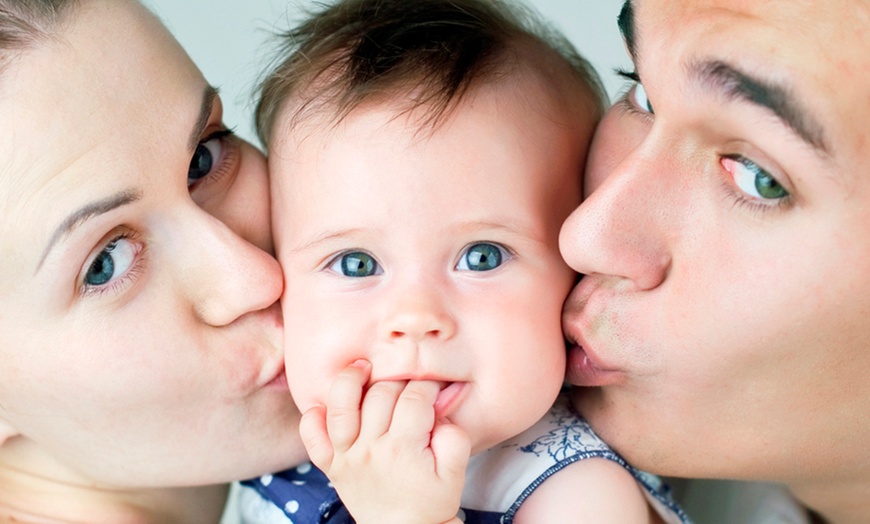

0,0,76,51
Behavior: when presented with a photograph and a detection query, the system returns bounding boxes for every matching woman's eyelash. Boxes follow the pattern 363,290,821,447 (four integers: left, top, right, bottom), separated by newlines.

203,127,236,143
188,127,239,190
82,258,146,298
79,231,146,298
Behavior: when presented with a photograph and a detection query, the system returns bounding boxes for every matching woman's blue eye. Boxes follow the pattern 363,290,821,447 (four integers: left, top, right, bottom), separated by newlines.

84,238,136,287
188,129,235,188
188,138,222,186
329,251,381,277
722,155,789,201
456,243,508,272
630,82,654,114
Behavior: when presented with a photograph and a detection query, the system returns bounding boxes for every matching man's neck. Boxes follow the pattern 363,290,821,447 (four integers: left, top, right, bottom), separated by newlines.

0,437,229,523
791,478,870,524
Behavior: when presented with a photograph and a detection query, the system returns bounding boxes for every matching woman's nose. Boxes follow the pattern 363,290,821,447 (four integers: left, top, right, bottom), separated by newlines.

174,209,283,327
559,149,673,292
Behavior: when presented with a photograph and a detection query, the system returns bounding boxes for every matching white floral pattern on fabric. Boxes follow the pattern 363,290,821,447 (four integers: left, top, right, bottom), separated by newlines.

459,393,691,524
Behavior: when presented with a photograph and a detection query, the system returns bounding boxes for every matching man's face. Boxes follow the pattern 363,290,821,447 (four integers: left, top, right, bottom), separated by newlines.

560,0,870,484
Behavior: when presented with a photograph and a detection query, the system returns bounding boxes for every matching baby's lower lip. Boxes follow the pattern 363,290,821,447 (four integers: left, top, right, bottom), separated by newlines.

434,382,467,419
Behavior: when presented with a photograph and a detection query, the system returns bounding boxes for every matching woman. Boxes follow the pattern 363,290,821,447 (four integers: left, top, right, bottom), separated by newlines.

0,0,305,520
560,0,870,522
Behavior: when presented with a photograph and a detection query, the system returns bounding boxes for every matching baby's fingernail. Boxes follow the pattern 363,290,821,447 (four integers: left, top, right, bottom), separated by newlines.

351,359,371,369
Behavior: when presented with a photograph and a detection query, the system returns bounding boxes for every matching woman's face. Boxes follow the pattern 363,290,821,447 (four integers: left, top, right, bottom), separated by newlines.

0,0,304,487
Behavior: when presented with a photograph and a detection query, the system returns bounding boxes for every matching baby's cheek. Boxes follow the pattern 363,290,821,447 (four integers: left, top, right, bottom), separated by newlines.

284,360,317,412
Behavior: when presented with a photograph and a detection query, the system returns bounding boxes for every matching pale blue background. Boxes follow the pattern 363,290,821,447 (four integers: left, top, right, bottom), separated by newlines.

143,0,631,146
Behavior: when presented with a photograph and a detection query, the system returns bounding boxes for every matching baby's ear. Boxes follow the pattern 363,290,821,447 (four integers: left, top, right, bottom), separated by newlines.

0,418,19,446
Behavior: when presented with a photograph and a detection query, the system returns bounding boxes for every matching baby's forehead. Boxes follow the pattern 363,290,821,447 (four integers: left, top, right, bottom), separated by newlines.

269,63,592,216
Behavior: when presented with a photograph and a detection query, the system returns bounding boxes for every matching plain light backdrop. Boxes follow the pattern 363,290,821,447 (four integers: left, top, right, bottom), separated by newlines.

143,0,631,146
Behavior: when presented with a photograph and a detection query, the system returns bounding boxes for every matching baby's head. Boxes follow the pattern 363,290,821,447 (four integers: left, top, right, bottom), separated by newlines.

260,0,605,454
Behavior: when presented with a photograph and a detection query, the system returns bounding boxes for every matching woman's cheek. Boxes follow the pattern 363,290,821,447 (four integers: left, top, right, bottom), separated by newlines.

220,142,273,253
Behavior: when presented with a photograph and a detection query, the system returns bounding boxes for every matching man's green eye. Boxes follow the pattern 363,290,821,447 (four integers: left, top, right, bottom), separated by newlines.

754,171,788,200
723,155,789,201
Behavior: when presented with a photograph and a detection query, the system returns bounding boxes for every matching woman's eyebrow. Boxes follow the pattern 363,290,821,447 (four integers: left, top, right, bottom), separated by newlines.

36,86,218,274
188,85,219,151
36,189,142,273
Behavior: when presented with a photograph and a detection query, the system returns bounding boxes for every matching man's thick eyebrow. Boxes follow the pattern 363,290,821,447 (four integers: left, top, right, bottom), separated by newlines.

617,0,636,59
188,85,219,151
692,60,829,154
37,190,142,273
618,4,827,155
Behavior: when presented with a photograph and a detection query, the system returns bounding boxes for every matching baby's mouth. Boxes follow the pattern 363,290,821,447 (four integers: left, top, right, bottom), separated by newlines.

434,381,467,420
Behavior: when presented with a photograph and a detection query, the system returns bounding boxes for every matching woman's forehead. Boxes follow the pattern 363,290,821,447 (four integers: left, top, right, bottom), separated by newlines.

0,0,206,278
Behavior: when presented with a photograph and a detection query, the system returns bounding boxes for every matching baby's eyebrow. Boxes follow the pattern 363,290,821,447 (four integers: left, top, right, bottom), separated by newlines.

288,221,540,253
287,228,369,254
459,220,529,235
449,221,551,262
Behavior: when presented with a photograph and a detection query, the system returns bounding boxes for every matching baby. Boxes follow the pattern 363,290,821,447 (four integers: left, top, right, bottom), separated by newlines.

240,0,690,522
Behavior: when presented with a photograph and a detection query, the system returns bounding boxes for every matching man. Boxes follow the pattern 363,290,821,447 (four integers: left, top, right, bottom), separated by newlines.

560,1,870,522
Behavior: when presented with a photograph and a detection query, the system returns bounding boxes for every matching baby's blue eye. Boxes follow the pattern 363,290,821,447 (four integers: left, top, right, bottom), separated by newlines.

456,243,508,272
329,251,381,277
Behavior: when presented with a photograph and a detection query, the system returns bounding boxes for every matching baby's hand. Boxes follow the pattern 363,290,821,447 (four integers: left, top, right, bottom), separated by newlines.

299,360,470,524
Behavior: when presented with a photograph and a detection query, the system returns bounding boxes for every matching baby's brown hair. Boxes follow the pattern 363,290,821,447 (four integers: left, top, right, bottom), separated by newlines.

256,0,606,145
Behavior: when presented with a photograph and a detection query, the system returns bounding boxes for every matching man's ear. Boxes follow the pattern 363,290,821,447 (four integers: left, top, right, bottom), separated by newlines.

0,417,19,446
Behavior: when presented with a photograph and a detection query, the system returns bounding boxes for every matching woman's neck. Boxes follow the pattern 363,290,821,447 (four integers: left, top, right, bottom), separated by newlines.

0,437,228,523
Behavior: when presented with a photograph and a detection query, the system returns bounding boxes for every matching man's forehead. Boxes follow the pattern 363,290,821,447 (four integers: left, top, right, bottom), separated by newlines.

627,0,870,97
627,0,870,167
632,0,869,38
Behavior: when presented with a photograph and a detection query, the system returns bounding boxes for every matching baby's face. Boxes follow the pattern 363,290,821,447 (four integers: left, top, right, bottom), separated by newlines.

271,73,597,453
